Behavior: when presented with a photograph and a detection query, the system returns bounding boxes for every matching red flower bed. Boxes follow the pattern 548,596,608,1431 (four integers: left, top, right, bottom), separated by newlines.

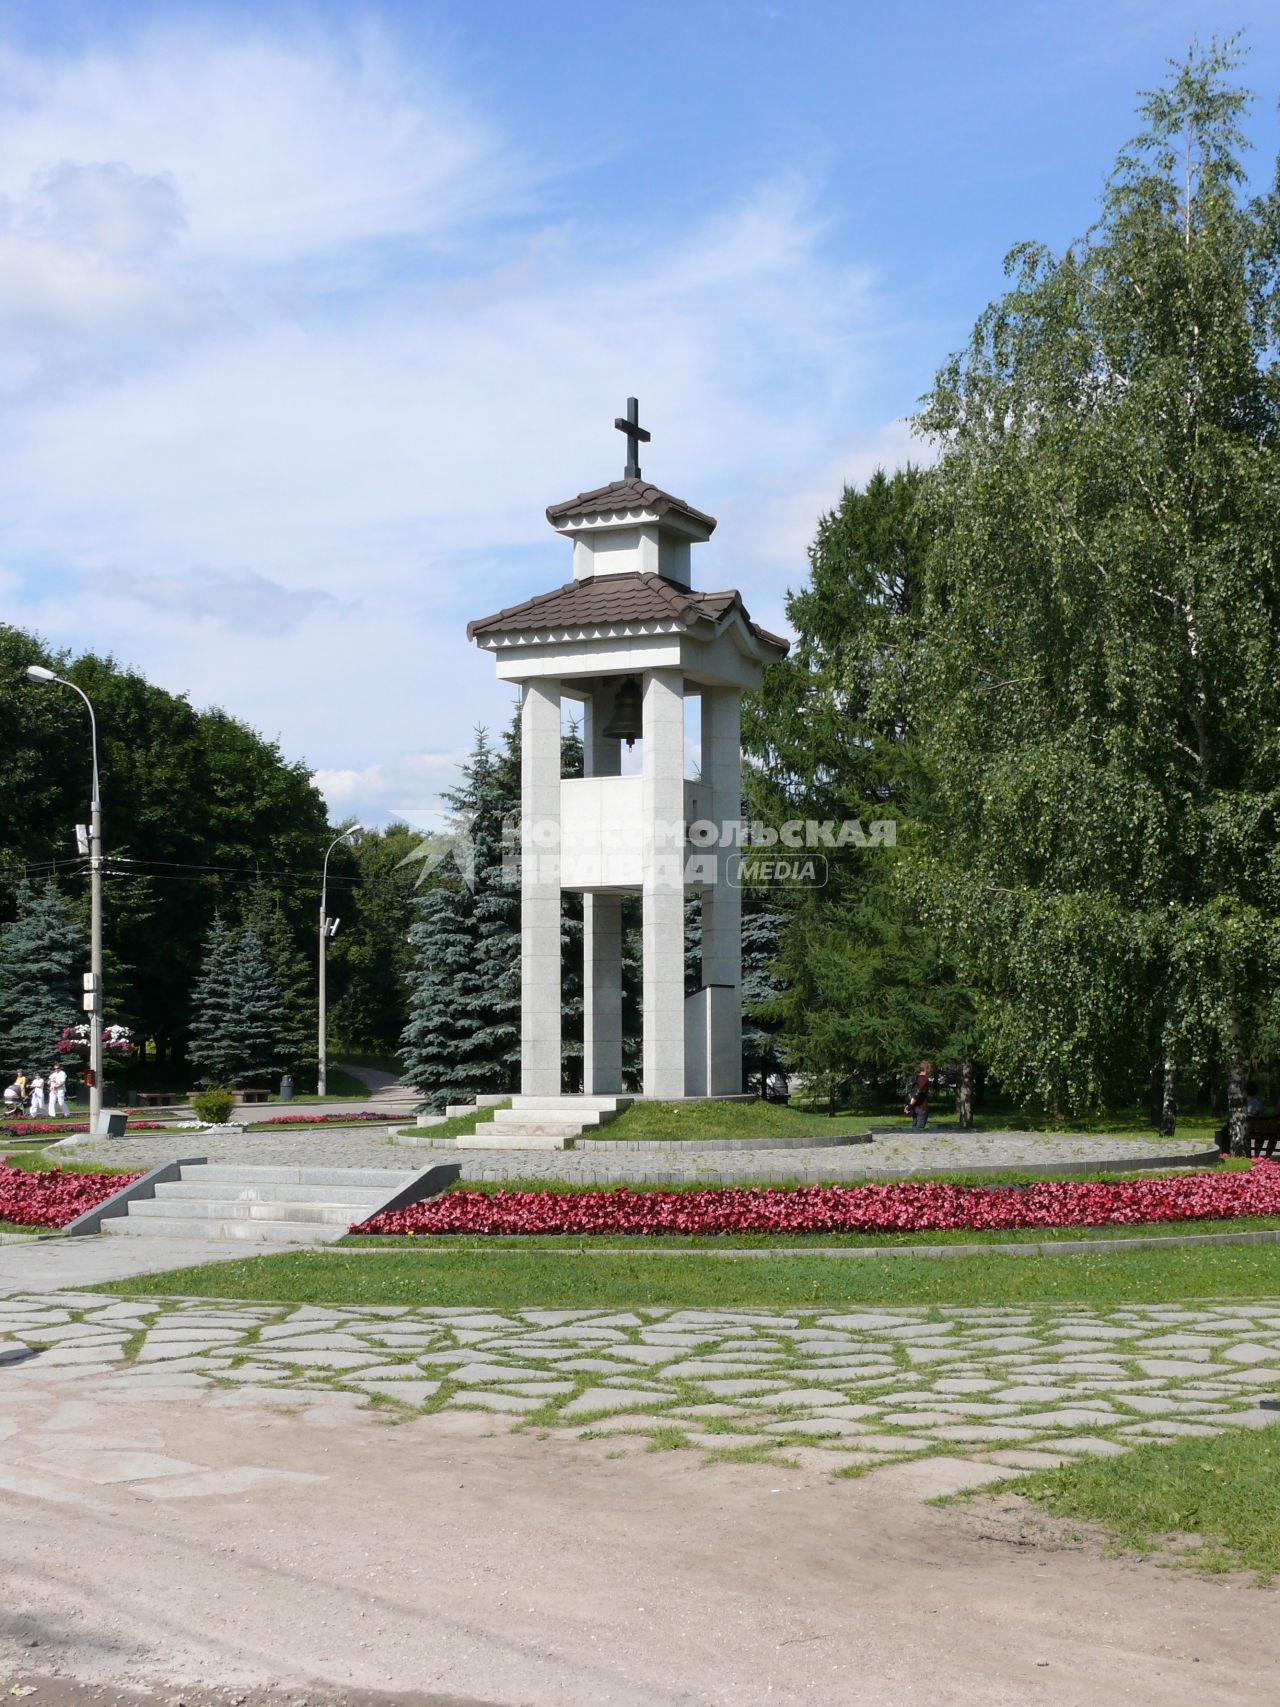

356,1160,1280,1238
0,1163,139,1229
0,1121,170,1138
249,1112,394,1128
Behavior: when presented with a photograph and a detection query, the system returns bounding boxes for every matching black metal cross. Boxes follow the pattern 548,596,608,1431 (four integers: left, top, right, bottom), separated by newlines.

614,396,651,480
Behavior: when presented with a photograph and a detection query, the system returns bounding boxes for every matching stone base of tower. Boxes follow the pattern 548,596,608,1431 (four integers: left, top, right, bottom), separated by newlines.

454,1091,758,1149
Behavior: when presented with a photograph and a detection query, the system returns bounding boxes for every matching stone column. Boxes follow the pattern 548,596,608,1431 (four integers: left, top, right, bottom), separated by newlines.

582,682,624,1094
521,678,562,1096
642,668,686,1099
700,686,742,1094
583,892,623,1093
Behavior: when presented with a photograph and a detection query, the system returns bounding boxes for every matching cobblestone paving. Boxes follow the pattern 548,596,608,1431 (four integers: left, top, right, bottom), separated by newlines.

62,1126,1212,1184
3,1291,1276,1476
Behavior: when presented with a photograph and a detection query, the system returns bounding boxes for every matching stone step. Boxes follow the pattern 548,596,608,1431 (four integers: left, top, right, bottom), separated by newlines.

482,1116,591,1137
191,1165,414,1189
455,1125,572,1151
509,1095,631,1113
489,1109,604,1132
127,1198,370,1226
154,1180,391,1205
102,1216,338,1245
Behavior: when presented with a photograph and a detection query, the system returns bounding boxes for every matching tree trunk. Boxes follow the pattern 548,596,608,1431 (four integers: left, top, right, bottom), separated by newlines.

956,1059,974,1130
1225,1002,1248,1157
1160,1055,1177,1138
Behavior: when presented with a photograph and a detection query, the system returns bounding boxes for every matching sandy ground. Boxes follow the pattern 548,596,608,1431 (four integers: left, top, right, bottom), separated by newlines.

1,1364,1274,1707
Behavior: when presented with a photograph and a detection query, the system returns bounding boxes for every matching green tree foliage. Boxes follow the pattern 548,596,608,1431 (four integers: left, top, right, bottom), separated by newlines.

328,824,421,1056
0,880,83,1074
743,467,974,1105
188,916,284,1086
912,41,1280,1143
400,729,520,1106
240,880,316,1081
0,626,331,1067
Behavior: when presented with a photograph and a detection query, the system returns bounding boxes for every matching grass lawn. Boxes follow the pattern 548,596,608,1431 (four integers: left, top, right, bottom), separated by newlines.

101,1240,1280,1310
342,1212,1280,1250
398,1101,513,1141
593,1100,878,1140
2,1146,136,1176
998,1426,1280,1584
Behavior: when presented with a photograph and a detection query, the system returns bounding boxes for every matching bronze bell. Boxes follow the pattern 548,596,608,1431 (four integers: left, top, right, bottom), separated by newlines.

601,675,643,747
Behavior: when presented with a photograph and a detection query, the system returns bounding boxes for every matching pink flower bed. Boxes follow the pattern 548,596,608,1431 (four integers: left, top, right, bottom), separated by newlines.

0,1163,139,1229
249,1112,394,1127
0,1121,169,1138
356,1160,1280,1238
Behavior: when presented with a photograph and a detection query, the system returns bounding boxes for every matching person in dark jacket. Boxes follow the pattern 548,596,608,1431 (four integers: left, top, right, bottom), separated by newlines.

907,1061,931,1131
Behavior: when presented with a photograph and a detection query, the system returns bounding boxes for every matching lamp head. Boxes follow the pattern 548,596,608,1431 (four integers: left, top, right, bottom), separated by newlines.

25,665,57,683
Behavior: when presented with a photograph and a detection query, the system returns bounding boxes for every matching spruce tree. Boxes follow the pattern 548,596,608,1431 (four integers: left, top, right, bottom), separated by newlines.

740,888,787,1096
0,879,83,1075
240,880,315,1081
188,916,284,1086
401,728,521,1106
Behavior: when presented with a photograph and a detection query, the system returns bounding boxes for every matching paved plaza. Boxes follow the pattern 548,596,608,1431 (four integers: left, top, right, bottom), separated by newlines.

3,1288,1277,1474
62,1123,1214,1183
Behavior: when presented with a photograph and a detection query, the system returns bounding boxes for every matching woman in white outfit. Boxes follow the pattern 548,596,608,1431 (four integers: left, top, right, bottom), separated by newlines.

28,1073,46,1117
47,1065,68,1118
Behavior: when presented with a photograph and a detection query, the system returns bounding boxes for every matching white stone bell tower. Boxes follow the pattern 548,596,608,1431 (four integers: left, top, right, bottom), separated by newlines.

465,400,787,1141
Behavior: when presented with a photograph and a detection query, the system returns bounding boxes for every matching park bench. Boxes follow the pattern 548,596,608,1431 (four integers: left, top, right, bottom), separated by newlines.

1247,1115,1280,1158
1216,1115,1280,1158
134,1092,180,1108
235,1088,271,1105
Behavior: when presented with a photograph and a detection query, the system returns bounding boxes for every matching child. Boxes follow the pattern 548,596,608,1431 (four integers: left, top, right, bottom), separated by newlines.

28,1072,46,1118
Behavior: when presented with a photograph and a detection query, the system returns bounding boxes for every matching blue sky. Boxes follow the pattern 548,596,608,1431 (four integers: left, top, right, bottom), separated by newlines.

3,0,1280,826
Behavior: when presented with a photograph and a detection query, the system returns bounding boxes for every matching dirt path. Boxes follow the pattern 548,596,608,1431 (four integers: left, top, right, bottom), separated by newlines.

0,1368,1272,1707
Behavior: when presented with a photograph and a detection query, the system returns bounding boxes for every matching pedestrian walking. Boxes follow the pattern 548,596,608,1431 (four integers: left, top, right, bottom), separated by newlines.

28,1071,45,1118
46,1063,68,1119
906,1060,931,1132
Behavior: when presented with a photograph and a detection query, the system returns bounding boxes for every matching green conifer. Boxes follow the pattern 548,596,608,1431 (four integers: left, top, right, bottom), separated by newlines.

0,879,83,1075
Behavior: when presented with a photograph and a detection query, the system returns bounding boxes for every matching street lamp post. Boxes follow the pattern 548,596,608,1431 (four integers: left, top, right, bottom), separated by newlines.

318,826,363,1097
26,666,104,1128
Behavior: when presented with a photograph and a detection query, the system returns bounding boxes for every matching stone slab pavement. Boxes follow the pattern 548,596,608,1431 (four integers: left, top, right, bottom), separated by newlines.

1,1288,1277,1705
2,1284,1277,1474
0,1233,296,1291
57,1125,1214,1183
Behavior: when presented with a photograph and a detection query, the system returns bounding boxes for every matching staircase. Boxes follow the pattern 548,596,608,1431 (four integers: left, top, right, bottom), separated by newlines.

457,1095,633,1151
100,1163,429,1245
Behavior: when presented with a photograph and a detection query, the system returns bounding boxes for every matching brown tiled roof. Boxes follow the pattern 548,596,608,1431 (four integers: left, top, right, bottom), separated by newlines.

546,478,717,533
467,572,788,653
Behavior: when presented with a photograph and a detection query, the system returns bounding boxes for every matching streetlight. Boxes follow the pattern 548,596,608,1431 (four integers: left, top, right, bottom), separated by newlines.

26,665,104,1128
318,825,364,1097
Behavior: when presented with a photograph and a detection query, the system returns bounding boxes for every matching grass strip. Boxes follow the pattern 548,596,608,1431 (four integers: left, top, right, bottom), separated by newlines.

996,1426,1280,1584
100,1241,1280,1309
341,1212,1280,1249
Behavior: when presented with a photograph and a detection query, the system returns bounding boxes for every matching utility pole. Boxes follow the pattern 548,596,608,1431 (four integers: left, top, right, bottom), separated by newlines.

26,667,104,1128
318,826,363,1096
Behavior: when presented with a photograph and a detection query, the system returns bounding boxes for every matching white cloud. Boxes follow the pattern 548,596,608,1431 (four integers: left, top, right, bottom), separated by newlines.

0,17,900,827
98,566,344,632
29,159,186,256
0,20,509,267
